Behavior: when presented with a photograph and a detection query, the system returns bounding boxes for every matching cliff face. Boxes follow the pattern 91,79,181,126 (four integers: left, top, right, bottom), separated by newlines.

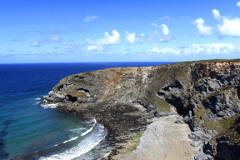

44,61,240,159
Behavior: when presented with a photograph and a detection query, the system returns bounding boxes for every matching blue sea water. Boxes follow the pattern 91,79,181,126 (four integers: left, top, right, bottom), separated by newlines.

0,62,172,160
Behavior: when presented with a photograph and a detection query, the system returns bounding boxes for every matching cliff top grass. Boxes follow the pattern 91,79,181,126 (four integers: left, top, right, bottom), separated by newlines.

183,58,240,64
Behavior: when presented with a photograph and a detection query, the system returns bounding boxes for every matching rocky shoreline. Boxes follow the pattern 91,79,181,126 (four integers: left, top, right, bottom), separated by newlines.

41,59,240,159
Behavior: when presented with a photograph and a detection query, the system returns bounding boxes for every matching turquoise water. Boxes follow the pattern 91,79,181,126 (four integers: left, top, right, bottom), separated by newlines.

0,62,171,159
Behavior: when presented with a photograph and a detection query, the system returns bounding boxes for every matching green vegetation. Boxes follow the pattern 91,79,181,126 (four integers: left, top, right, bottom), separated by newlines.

125,133,142,153
155,96,170,112
84,71,94,76
219,114,240,144
71,79,86,84
203,85,238,100
198,59,240,63
126,144,138,152
183,59,240,63
203,91,218,100
193,108,206,125
65,89,88,98
193,107,239,132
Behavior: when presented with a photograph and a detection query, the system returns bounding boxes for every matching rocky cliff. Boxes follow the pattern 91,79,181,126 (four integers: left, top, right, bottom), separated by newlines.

42,60,240,159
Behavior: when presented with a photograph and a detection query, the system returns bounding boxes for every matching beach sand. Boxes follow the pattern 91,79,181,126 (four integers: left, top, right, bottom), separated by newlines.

113,115,200,160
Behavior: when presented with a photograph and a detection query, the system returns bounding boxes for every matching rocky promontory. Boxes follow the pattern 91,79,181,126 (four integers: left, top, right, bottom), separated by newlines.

42,59,240,159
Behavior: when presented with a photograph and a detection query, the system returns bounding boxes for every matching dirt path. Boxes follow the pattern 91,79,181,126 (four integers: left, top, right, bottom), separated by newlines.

114,115,200,160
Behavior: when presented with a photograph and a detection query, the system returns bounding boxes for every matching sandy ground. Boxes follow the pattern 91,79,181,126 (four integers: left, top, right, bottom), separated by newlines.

113,115,201,160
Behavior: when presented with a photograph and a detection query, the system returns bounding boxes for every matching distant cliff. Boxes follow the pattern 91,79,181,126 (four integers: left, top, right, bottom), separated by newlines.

43,60,240,159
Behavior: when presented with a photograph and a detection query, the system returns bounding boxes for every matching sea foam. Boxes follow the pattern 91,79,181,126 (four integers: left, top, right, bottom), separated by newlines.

39,123,107,160
40,103,58,109
81,118,97,136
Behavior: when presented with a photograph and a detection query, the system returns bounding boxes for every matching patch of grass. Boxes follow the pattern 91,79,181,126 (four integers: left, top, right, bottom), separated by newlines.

203,91,218,100
126,144,138,152
222,114,240,144
194,77,205,85
125,133,142,153
193,107,239,133
203,85,238,100
193,108,206,125
84,71,94,76
155,96,170,112
198,59,240,63
65,89,89,99
132,133,142,141
71,79,86,84
204,114,239,132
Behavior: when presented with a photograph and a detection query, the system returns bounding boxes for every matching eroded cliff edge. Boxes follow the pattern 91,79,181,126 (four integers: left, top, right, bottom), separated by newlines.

42,60,240,159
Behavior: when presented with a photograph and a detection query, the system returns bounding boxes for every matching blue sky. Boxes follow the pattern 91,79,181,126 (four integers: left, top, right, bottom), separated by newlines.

1,0,240,63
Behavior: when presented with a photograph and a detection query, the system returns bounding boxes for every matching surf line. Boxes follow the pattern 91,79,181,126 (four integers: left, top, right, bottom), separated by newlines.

81,118,97,136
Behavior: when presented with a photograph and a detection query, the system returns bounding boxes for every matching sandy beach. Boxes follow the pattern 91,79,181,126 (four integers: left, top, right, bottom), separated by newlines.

113,115,201,160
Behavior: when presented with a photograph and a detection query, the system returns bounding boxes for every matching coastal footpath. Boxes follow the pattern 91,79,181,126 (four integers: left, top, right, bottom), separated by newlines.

42,59,240,159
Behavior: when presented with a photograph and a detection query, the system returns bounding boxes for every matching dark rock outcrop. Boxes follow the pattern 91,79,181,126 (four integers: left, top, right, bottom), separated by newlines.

42,60,240,159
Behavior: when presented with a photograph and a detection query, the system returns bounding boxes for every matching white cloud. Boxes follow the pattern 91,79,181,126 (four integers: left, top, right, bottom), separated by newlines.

159,16,171,20
87,30,120,46
86,45,105,51
125,32,145,44
212,9,221,20
150,43,238,55
125,31,136,43
146,24,172,43
31,42,41,47
237,1,240,7
86,30,120,51
159,24,171,42
212,9,240,37
160,24,170,36
136,34,145,43
151,23,158,27
193,18,213,36
84,15,98,22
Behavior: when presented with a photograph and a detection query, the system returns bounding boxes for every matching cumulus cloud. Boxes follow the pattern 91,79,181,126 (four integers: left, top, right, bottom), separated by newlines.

212,9,240,37
160,24,169,36
125,32,135,43
237,1,240,7
212,9,221,20
84,15,98,22
31,42,41,47
151,43,239,55
125,31,144,44
147,24,172,42
86,30,120,51
151,23,158,27
158,24,171,42
193,18,213,36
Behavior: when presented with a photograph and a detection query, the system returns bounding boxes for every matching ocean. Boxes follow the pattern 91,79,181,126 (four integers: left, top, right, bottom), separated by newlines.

0,62,172,160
